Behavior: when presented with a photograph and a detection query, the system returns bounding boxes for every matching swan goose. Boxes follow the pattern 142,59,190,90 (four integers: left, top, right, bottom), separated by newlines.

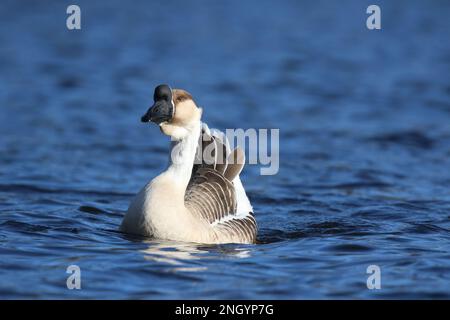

120,84,257,244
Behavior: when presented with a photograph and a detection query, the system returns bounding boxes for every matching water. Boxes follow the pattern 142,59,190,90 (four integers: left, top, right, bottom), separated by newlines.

1,0,450,299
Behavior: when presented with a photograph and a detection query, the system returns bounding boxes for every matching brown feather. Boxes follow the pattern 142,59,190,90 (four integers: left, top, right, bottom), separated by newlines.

224,147,245,181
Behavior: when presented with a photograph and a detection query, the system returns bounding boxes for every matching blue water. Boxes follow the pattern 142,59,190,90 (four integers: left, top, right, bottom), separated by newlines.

1,0,450,299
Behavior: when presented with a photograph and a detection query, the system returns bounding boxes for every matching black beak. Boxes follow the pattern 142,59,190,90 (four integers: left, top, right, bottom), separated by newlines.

141,100,173,124
142,84,174,124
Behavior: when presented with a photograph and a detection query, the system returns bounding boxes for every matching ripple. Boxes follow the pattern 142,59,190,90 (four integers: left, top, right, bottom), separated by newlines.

323,243,374,252
366,130,435,150
0,183,133,197
78,205,107,215
1,220,49,233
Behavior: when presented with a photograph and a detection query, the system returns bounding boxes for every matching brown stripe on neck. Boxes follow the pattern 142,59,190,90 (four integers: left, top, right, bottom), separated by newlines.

172,89,193,105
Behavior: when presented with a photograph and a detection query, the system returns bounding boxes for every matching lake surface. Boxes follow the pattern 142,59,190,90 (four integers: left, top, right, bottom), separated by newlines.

1,0,450,299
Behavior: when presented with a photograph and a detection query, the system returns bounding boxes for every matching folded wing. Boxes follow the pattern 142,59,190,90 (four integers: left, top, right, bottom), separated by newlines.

185,123,257,243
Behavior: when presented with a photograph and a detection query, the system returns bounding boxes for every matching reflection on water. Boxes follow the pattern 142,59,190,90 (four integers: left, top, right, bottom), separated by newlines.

1,0,450,299
142,241,208,272
141,241,251,272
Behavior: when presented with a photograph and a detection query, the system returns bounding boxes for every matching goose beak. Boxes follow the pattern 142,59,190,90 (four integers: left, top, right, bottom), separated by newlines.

141,100,173,124
140,112,151,123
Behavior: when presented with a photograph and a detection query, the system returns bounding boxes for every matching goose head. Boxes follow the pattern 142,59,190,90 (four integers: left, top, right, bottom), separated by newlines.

141,84,202,140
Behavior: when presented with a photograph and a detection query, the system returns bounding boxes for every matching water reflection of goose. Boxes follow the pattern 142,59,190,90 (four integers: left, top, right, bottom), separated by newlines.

141,241,251,272
120,85,257,244
141,241,208,272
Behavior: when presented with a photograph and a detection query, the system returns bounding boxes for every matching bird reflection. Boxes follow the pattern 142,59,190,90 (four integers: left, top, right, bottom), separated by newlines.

140,240,251,272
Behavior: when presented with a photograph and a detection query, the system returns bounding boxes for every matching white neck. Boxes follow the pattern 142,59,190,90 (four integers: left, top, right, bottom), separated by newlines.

164,122,201,190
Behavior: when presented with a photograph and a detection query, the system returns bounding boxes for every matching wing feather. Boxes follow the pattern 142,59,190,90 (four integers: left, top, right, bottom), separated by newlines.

185,123,257,243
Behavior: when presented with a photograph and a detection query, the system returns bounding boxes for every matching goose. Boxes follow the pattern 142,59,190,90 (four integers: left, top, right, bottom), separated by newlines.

120,84,257,244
